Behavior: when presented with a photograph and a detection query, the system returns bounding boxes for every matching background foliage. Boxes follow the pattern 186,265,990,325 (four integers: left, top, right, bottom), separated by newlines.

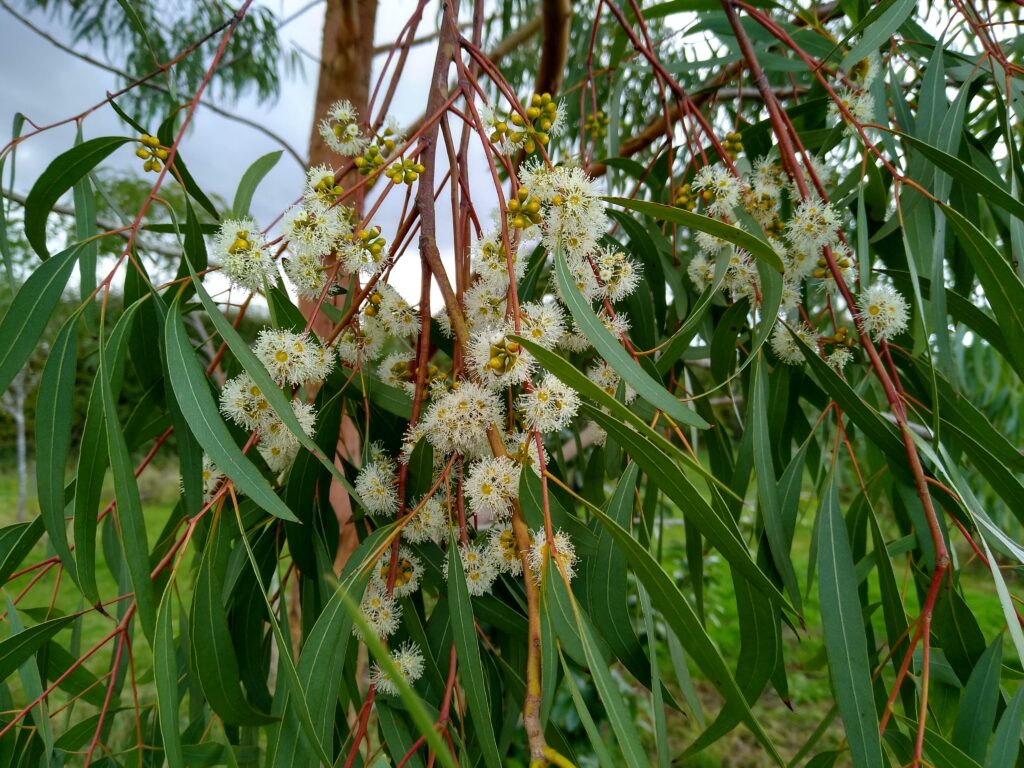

1,1,1023,767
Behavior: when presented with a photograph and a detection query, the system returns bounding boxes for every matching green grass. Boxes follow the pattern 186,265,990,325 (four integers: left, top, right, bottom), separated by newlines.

0,464,184,752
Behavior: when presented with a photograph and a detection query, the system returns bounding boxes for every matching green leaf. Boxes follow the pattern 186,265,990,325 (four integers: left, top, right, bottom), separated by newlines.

605,197,785,273
554,250,707,428
232,151,282,219
0,519,44,584
190,514,276,726
0,612,75,681
164,295,298,522
231,512,334,767
270,527,393,767
34,311,79,578
74,300,141,603
72,133,99,327
987,687,1024,768
584,402,786,608
447,532,501,768
23,137,132,257
339,584,457,768
0,113,26,286
655,277,724,375
99,337,157,640
0,244,80,394
817,469,884,768
556,649,617,768
154,588,184,768
941,203,1024,379
897,132,1024,223
952,634,1002,763
751,354,802,613
156,115,220,220
552,571,649,768
838,0,916,71
586,504,782,764
511,336,723,494
584,464,648,678
5,599,53,759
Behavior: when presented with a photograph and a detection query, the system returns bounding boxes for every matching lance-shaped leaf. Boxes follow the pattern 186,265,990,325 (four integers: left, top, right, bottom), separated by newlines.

817,470,884,768
232,150,282,218
164,295,297,522
605,197,785,272
34,315,78,575
23,137,132,257
190,514,276,726
99,331,157,641
0,243,81,393
447,532,501,768
553,249,707,428
154,588,184,768
587,503,782,764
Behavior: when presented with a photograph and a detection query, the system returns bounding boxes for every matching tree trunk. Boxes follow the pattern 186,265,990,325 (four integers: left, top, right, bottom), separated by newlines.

301,0,378,574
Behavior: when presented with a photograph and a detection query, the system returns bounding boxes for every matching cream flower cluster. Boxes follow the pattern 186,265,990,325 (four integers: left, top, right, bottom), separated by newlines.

218,330,329,474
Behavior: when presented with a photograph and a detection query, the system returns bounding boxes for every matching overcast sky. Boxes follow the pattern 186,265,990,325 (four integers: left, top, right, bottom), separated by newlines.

0,0,493,301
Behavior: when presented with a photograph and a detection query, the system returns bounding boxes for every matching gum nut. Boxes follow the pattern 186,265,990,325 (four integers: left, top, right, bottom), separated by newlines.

135,147,150,159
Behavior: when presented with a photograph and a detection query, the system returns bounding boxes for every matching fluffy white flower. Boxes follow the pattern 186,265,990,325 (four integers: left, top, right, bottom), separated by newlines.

541,166,608,258
189,454,223,502
355,459,399,517
586,360,636,403
770,321,819,364
723,248,760,302
373,283,420,338
592,245,641,302
465,457,521,519
422,382,504,457
370,641,424,696
281,201,346,260
519,374,579,433
827,346,854,373
858,283,909,341
517,301,566,350
253,328,318,388
339,227,388,276
257,400,317,474
828,87,874,128
687,254,716,291
372,547,422,598
219,373,274,431
528,528,577,583
283,251,327,300
215,218,276,292
786,196,841,255
464,281,507,332
379,351,417,395
560,251,603,303
303,164,344,207
319,100,368,156
444,543,497,596
357,583,401,639
517,157,559,203
402,496,449,544
474,227,525,289
335,317,387,366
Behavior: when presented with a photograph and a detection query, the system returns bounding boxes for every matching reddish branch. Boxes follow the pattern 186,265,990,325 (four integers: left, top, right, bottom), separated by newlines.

719,3,949,764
